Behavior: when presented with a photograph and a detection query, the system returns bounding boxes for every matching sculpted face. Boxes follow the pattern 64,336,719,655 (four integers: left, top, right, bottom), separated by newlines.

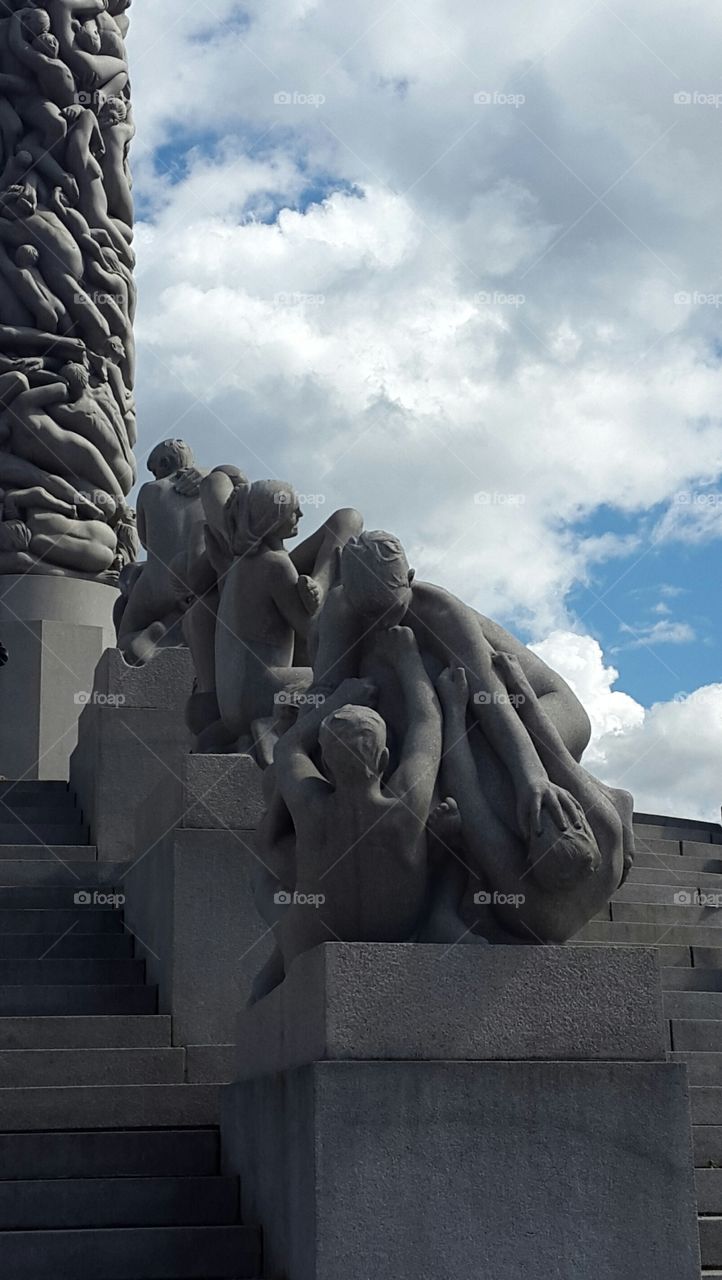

341,531,414,624
527,808,601,893
3,185,37,219
34,30,58,57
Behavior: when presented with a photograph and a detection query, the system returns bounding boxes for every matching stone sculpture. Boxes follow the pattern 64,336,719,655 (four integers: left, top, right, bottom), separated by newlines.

116,441,206,665
182,469,362,759
246,528,634,999
0,0,135,579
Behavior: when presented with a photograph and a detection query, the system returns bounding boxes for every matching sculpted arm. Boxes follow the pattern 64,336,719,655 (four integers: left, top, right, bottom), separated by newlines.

374,626,442,820
270,556,318,640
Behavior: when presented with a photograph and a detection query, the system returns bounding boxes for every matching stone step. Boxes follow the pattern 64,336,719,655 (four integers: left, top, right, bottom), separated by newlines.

634,835,682,855
0,1047,184,1087
624,870,722,891
663,969,722,992
577,921,722,947
0,1084,221,1131
612,903,722,926
674,1023,722,1054
635,818,722,844
0,959,144,986
0,985,157,1017
696,950,722,968
697,1169,722,1213
0,910,124,933
694,1125,722,1166
568,939,693,965
0,782,70,799
635,852,722,874
615,884,718,906
664,993,722,1020
0,1015,171,1050
0,1129,219,1180
0,846,98,863
0,887,123,909
700,1218,722,1267
0,864,125,888
0,824,89,846
0,934,133,959
0,1174,240,1230
0,1224,260,1279
671,1053,722,1087
0,801,80,824
691,1088,722,1125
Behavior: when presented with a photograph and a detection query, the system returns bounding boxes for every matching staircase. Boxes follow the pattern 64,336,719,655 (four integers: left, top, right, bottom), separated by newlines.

575,810,722,1278
0,780,261,1279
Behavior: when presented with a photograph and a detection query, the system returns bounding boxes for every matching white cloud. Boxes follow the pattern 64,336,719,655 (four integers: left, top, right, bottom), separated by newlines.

121,2,722,819
532,631,722,821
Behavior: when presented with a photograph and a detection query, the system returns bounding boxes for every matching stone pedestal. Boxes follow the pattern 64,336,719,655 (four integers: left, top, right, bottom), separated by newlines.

121,754,272,1058
0,575,117,781
70,647,194,860
221,944,702,1280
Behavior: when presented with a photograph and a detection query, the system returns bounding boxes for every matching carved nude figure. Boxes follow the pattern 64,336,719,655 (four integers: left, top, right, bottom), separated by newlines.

425,660,626,945
258,628,442,996
117,440,206,664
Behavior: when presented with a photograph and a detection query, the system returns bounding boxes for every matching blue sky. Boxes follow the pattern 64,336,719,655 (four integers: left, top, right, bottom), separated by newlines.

126,0,722,817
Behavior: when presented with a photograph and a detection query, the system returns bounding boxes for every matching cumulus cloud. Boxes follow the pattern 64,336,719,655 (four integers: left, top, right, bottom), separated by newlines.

122,2,722,818
532,631,722,822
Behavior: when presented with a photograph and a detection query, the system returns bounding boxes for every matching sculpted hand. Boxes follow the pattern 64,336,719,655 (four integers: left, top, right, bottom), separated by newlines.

59,174,80,205
297,574,322,617
372,624,417,663
436,665,469,716
518,779,585,839
492,650,534,701
173,467,204,498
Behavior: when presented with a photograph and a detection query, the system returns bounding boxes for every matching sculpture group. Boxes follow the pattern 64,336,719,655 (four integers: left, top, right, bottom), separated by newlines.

122,441,636,1000
0,0,136,579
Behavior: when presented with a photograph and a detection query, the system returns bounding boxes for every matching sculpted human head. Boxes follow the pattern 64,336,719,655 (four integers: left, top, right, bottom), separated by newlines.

61,362,90,400
15,244,39,268
227,479,301,554
147,440,194,480
341,531,414,625
1,184,37,220
319,704,389,786
99,96,129,127
34,29,58,56
527,807,601,893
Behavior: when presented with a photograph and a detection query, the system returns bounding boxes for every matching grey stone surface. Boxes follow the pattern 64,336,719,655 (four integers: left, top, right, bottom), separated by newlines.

0,1015,171,1050
674,1020,722,1052
0,576,116,779
0,1046,183,1087
0,3,136,580
222,1059,701,1280
0,1174,240,1230
182,754,264,831
0,1083,220,1131
0,1129,219,1181
122,827,273,1046
0,1223,260,1280
234,942,666,1080
70,648,193,860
